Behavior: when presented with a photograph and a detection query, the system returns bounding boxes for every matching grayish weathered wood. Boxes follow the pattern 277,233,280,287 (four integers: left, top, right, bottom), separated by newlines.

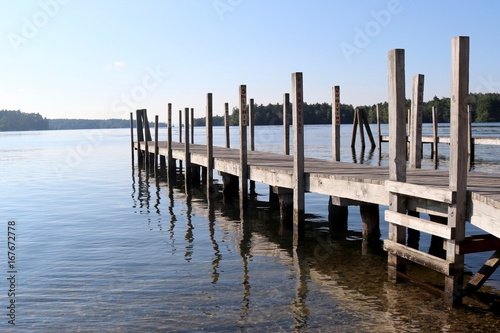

184,107,191,190
154,115,159,176
225,102,230,148
387,48,407,280
190,108,194,144
283,93,290,155
206,94,214,198
409,74,424,169
332,86,341,161
445,36,469,307
432,106,438,161
249,98,255,151
239,85,248,210
130,112,134,164
292,72,305,240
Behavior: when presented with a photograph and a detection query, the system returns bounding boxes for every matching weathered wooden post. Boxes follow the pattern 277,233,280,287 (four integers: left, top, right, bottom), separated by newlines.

409,74,425,169
292,72,305,241
467,105,474,168
224,102,230,148
445,36,469,306
167,103,175,181
357,108,366,149
184,107,191,192
387,48,407,280
407,74,425,248
179,109,183,171
328,85,349,236
249,98,256,196
350,108,358,148
376,104,382,159
360,108,376,149
190,108,194,144
136,109,144,165
143,111,150,171
130,112,134,165
432,106,438,163
283,93,291,155
154,115,159,177
206,93,214,199
239,85,248,210
332,86,341,162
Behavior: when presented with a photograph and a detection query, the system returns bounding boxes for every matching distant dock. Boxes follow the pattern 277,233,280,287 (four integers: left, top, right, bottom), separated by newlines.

130,36,500,308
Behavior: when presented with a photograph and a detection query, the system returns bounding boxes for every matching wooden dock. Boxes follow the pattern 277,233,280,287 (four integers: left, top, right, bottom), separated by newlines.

131,36,500,307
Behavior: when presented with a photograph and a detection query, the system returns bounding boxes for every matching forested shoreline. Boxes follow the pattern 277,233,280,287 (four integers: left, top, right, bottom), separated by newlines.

2,93,500,131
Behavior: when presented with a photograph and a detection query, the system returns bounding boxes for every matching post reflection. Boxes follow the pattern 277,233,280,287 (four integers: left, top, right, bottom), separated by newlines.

167,187,177,255
184,190,194,262
292,244,310,331
208,200,221,284
239,210,252,320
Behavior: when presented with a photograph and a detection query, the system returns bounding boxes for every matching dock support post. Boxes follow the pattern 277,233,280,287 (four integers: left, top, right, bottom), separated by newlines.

332,86,341,162
136,109,144,166
206,93,214,199
467,105,474,169
130,112,134,165
387,48,407,280
222,173,239,200
328,197,348,234
284,93,291,155
249,98,256,196
274,186,293,228
154,115,159,177
292,72,305,241
445,36,469,307
432,106,439,164
179,109,183,172
225,102,230,148
184,107,191,192
190,108,194,144
167,103,176,182
376,104,382,159
409,74,425,169
239,85,248,211
360,203,380,242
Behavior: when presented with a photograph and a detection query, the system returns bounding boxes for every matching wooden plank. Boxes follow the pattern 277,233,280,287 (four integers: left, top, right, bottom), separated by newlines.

384,240,453,276
332,86,340,161
283,93,290,155
224,102,230,148
387,48,407,279
206,93,214,198
292,72,305,239
409,74,424,169
385,210,454,240
445,36,469,306
464,250,500,294
385,180,455,204
458,234,500,254
239,85,248,209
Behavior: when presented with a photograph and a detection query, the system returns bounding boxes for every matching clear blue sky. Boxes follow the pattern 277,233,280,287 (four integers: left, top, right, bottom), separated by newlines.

1,0,499,122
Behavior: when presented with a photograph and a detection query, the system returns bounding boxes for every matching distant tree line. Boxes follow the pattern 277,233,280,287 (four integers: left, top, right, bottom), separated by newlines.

193,93,500,126
0,110,49,131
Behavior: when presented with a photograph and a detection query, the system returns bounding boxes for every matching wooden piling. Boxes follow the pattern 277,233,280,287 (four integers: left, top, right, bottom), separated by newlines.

190,108,195,144
130,112,134,165
387,49,407,280
206,93,214,199
360,203,380,242
249,98,256,196
332,86,340,161
283,93,290,155
239,85,248,210
179,110,183,143
445,36,469,306
409,74,425,169
136,109,144,165
184,107,191,191
360,108,376,148
376,104,382,159
292,72,305,240
467,105,473,168
432,106,438,162
154,115,159,176
224,102,230,148
167,103,175,181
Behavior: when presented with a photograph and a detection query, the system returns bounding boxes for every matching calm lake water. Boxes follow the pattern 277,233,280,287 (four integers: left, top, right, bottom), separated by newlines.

1,124,499,332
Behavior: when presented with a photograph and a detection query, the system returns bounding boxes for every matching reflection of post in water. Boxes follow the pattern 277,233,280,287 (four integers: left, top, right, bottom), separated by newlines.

208,200,221,284
167,187,177,255
351,146,376,165
153,178,162,226
184,191,194,262
136,169,151,214
131,164,137,209
239,211,252,319
292,244,310,331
